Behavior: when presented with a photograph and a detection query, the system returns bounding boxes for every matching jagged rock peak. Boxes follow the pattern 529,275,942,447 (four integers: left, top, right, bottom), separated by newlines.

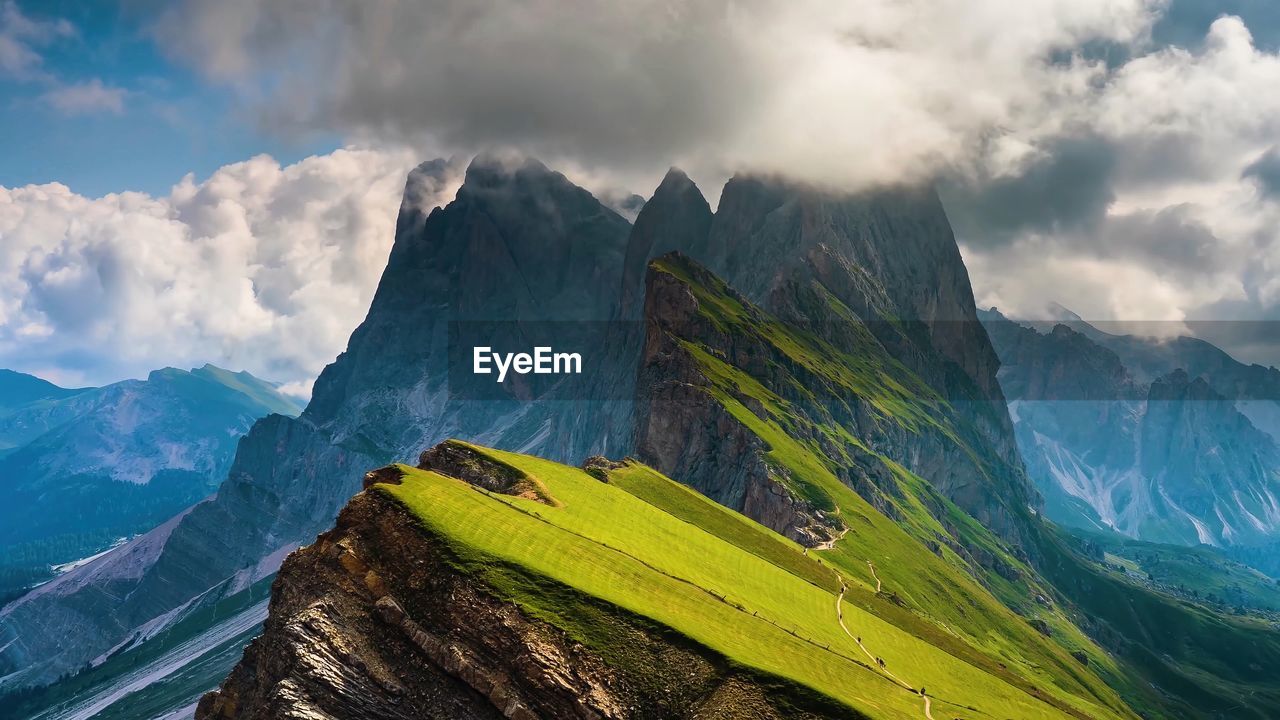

1149,367,1218,401
654,166,696,193
619,169,714,318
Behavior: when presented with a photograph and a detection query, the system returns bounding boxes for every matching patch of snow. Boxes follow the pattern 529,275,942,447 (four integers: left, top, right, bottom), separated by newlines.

1032,429,1127,529
1234,490,1270,533
50,538,130,575
1007,400,1022,423
1215,504,1236,542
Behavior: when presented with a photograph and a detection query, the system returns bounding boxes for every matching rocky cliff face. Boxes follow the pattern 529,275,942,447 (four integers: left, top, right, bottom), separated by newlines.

633,253,1035,557
633,262,841,546
626,174,1035,552
195,454,831,720
982,309,1280,547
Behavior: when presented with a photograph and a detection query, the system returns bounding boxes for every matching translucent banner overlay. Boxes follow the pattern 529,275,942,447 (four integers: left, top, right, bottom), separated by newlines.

445,319,1280,401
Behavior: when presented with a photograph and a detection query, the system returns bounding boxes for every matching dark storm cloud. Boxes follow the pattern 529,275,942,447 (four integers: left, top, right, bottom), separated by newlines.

146,0,1165,190
941,137,1117,246
1097,205,1226,277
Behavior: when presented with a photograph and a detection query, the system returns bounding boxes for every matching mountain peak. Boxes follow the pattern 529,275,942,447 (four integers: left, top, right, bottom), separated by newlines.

617,169,714,318
1045,301,1084,323
0,369,84,412
463,152,555,188
655,166,694,192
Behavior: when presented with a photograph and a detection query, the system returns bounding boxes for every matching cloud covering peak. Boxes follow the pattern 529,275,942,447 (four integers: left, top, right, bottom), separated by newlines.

151,0,1162,189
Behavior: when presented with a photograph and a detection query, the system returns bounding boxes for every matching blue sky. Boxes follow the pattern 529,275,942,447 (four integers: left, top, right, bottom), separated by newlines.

0,1,337,197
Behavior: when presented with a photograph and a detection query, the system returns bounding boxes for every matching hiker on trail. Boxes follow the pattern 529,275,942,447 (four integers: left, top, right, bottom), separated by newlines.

877,657,884,668
856,636,861,643
919,687,926,696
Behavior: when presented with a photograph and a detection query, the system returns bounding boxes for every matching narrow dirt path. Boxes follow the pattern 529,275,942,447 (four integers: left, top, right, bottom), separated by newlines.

813,527,850,551
826,562,934,719
866,559,883,593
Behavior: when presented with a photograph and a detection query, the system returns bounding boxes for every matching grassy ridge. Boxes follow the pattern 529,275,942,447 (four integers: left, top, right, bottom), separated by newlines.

379,443,1136,720
644,254,1146,717
646,253,1280,718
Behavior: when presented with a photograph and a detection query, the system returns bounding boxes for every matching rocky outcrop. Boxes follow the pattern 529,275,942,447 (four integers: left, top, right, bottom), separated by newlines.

196,484,833,720
418,440,553,504
633,258,843,547
620,172,1036,552
618,169,714,320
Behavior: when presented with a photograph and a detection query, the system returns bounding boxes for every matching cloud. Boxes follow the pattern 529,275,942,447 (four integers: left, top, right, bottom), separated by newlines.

39,78,127,115
1244,147,1280,199
961,238,1245,324
947,16,1280,371
149,0,1164,190
0,147,459,391
0,0,72,81
942,137,1118,244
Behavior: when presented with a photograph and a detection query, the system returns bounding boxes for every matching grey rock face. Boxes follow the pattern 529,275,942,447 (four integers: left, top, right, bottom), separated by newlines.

632,263,835,545
632,253,1034,552
618,169,714,320
625,173,1034,551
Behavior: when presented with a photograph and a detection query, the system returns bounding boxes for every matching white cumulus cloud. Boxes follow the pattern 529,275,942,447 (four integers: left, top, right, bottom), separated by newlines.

0,147,455,392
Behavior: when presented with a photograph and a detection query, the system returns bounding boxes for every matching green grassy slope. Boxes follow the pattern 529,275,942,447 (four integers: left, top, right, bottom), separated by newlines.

1036,529,1280,717
645,253,1280,719
646,255,1140,706
379,441,1137,720
1064,526,1280,613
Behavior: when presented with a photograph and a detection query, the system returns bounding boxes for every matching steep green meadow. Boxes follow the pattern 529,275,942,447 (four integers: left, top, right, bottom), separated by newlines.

642,254,1280,718
378,442,1138,720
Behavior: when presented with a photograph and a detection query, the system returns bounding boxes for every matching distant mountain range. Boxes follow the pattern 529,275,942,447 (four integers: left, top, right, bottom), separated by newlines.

0,365,302,601
981,307,1280,548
